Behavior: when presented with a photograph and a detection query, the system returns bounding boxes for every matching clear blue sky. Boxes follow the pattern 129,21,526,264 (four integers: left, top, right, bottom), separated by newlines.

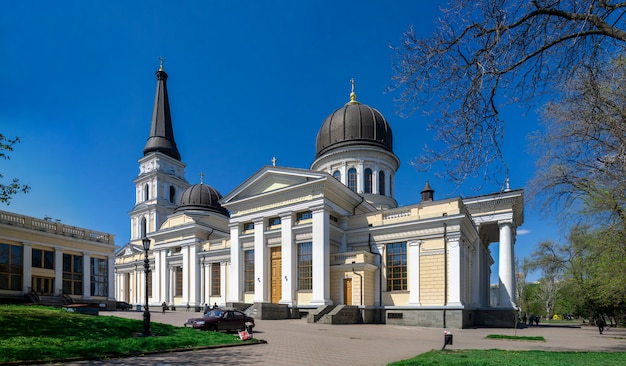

2,1,560,282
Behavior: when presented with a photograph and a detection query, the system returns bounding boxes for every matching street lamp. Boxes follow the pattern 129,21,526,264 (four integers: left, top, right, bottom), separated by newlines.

141,236,151,336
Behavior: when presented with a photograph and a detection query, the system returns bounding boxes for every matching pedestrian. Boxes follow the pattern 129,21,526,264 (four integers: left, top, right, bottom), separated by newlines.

535,316,540,326
204,303,209,313
186,302,190,312
161,301,167,314
522,313,527,325
597,318,606,334
213,302,219,309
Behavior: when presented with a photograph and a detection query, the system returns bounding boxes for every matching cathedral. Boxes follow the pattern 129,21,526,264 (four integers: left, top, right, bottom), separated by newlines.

114,63,524,328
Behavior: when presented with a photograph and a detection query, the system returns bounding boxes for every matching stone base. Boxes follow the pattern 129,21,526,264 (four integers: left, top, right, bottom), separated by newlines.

384,308,517,329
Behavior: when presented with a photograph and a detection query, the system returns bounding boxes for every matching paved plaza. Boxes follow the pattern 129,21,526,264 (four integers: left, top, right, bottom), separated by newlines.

54,309,626,366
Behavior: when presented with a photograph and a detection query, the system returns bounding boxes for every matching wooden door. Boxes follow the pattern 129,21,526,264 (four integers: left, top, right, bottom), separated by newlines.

343,278,352,305
271,247,282,303
32,276,54,295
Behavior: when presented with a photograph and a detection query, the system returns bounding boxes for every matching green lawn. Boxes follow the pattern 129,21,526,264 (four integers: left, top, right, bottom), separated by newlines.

389,349,626,366
0,305,252,363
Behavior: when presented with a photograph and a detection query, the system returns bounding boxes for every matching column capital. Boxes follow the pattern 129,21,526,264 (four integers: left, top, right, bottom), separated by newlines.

498,219,514,227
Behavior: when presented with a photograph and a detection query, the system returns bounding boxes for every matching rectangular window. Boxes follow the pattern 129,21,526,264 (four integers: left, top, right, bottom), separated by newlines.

90,257,108,297
244,250,254,292
175,267,183,297
32,248,54,270
211,262,221,296
297,242,313,290
62,253,83,295
268,216,281,229
0,243,23,291
386,242,407,291
242,222,254,232
296,211,312,222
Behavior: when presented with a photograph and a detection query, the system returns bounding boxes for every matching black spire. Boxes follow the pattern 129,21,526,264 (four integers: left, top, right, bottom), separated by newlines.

142,60,181,161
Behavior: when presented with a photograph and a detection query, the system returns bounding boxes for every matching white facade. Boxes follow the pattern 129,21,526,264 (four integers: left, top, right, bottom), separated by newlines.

114,66,524,328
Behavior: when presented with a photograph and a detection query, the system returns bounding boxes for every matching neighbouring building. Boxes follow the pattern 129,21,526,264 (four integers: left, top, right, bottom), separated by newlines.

0,210,116,307
115,63,524,328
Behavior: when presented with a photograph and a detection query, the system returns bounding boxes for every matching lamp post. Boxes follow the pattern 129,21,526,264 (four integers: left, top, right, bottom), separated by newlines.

141,236,151,337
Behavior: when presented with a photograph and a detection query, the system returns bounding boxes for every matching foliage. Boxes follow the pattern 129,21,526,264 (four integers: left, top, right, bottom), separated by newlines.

391,0,626,186
0,133,30,205
528,225,626,324
0,305,247,363
389,349,626,366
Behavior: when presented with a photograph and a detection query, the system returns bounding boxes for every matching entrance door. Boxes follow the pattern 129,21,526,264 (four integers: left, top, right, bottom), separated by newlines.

32,276,54,295
343,278,352,305
271,247,282,303
124,273,131,302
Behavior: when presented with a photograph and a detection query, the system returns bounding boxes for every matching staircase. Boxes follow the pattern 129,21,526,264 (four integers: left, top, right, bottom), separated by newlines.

307,305,361,324
39,295,73,307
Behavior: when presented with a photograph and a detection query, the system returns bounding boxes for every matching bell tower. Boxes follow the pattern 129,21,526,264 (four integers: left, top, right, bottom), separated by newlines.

129,60,189,241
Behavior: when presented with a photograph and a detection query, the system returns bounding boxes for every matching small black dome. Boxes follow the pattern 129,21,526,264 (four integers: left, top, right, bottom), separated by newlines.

315,101,393,158
175,184,229,216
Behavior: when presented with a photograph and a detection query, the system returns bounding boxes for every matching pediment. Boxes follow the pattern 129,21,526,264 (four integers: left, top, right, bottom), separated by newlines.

222,166,328,204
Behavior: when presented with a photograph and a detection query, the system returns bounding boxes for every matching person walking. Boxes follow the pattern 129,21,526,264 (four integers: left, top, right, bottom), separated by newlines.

161,301,167,314
597,318,606,334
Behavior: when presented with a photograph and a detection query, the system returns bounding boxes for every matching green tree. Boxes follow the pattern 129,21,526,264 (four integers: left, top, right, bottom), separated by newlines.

0,134,30,204
391,0,626,185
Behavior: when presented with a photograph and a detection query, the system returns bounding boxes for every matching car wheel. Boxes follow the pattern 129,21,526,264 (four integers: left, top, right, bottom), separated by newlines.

209,324,218,332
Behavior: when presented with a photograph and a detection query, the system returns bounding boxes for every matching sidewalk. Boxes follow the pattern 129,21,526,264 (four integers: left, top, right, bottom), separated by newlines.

57,310,626,366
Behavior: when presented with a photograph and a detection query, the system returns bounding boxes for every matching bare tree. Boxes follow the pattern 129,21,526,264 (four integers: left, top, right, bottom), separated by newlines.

391,0,626,185
0,134,30,205
530,58,626,227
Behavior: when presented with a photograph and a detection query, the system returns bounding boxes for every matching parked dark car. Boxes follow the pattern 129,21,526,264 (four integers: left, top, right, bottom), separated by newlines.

116,301,133,310
184,309,254,332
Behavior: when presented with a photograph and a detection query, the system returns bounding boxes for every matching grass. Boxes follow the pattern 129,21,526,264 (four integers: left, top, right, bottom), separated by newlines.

389,349,626,366
0,305,252,363
485,334,546,341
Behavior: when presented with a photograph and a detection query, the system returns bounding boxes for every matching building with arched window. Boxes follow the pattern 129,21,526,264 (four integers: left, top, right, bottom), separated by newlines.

115,65,524,328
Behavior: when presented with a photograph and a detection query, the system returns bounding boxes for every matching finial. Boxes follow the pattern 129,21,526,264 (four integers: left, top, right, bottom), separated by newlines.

504,176,511,192
200,172,204,185
159,56,164,71
346,78,359,105
271,157,277,166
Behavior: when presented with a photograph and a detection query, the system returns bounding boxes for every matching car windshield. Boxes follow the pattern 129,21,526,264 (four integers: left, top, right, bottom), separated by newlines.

204,309,224,318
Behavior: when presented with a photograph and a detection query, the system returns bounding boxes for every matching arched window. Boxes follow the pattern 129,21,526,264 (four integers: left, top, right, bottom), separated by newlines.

379,171,386,196
140,217,147,238
333,170,341,182
144,183,149,201
364,168,373,193
169,185,176,203
347,168,357,192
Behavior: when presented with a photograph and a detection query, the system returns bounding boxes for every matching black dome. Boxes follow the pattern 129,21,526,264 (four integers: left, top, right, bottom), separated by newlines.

175,183,229,216
315,101,393,158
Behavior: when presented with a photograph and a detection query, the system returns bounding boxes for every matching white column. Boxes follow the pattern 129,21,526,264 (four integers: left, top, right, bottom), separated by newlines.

471,240,481,307
188,244,198,306
219,261,227,305
228,224,241,303
310,206,332,305
408,240,421,305
498,220,516,308
357,160,364,194
54,250,63,295
280,213,294,306
447,239,462,306
372,163,379,194
253,218,265,303
22,242,32,293
168,266,174,304
82,253,91,299
107,257,115,301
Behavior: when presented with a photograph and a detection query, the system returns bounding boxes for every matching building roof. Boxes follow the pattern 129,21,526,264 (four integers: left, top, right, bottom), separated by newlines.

175,183,229,217
315,81,393,158
142,62,181,161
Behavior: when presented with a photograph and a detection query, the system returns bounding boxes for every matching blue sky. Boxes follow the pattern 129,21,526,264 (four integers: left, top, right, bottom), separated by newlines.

1,1,560,282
